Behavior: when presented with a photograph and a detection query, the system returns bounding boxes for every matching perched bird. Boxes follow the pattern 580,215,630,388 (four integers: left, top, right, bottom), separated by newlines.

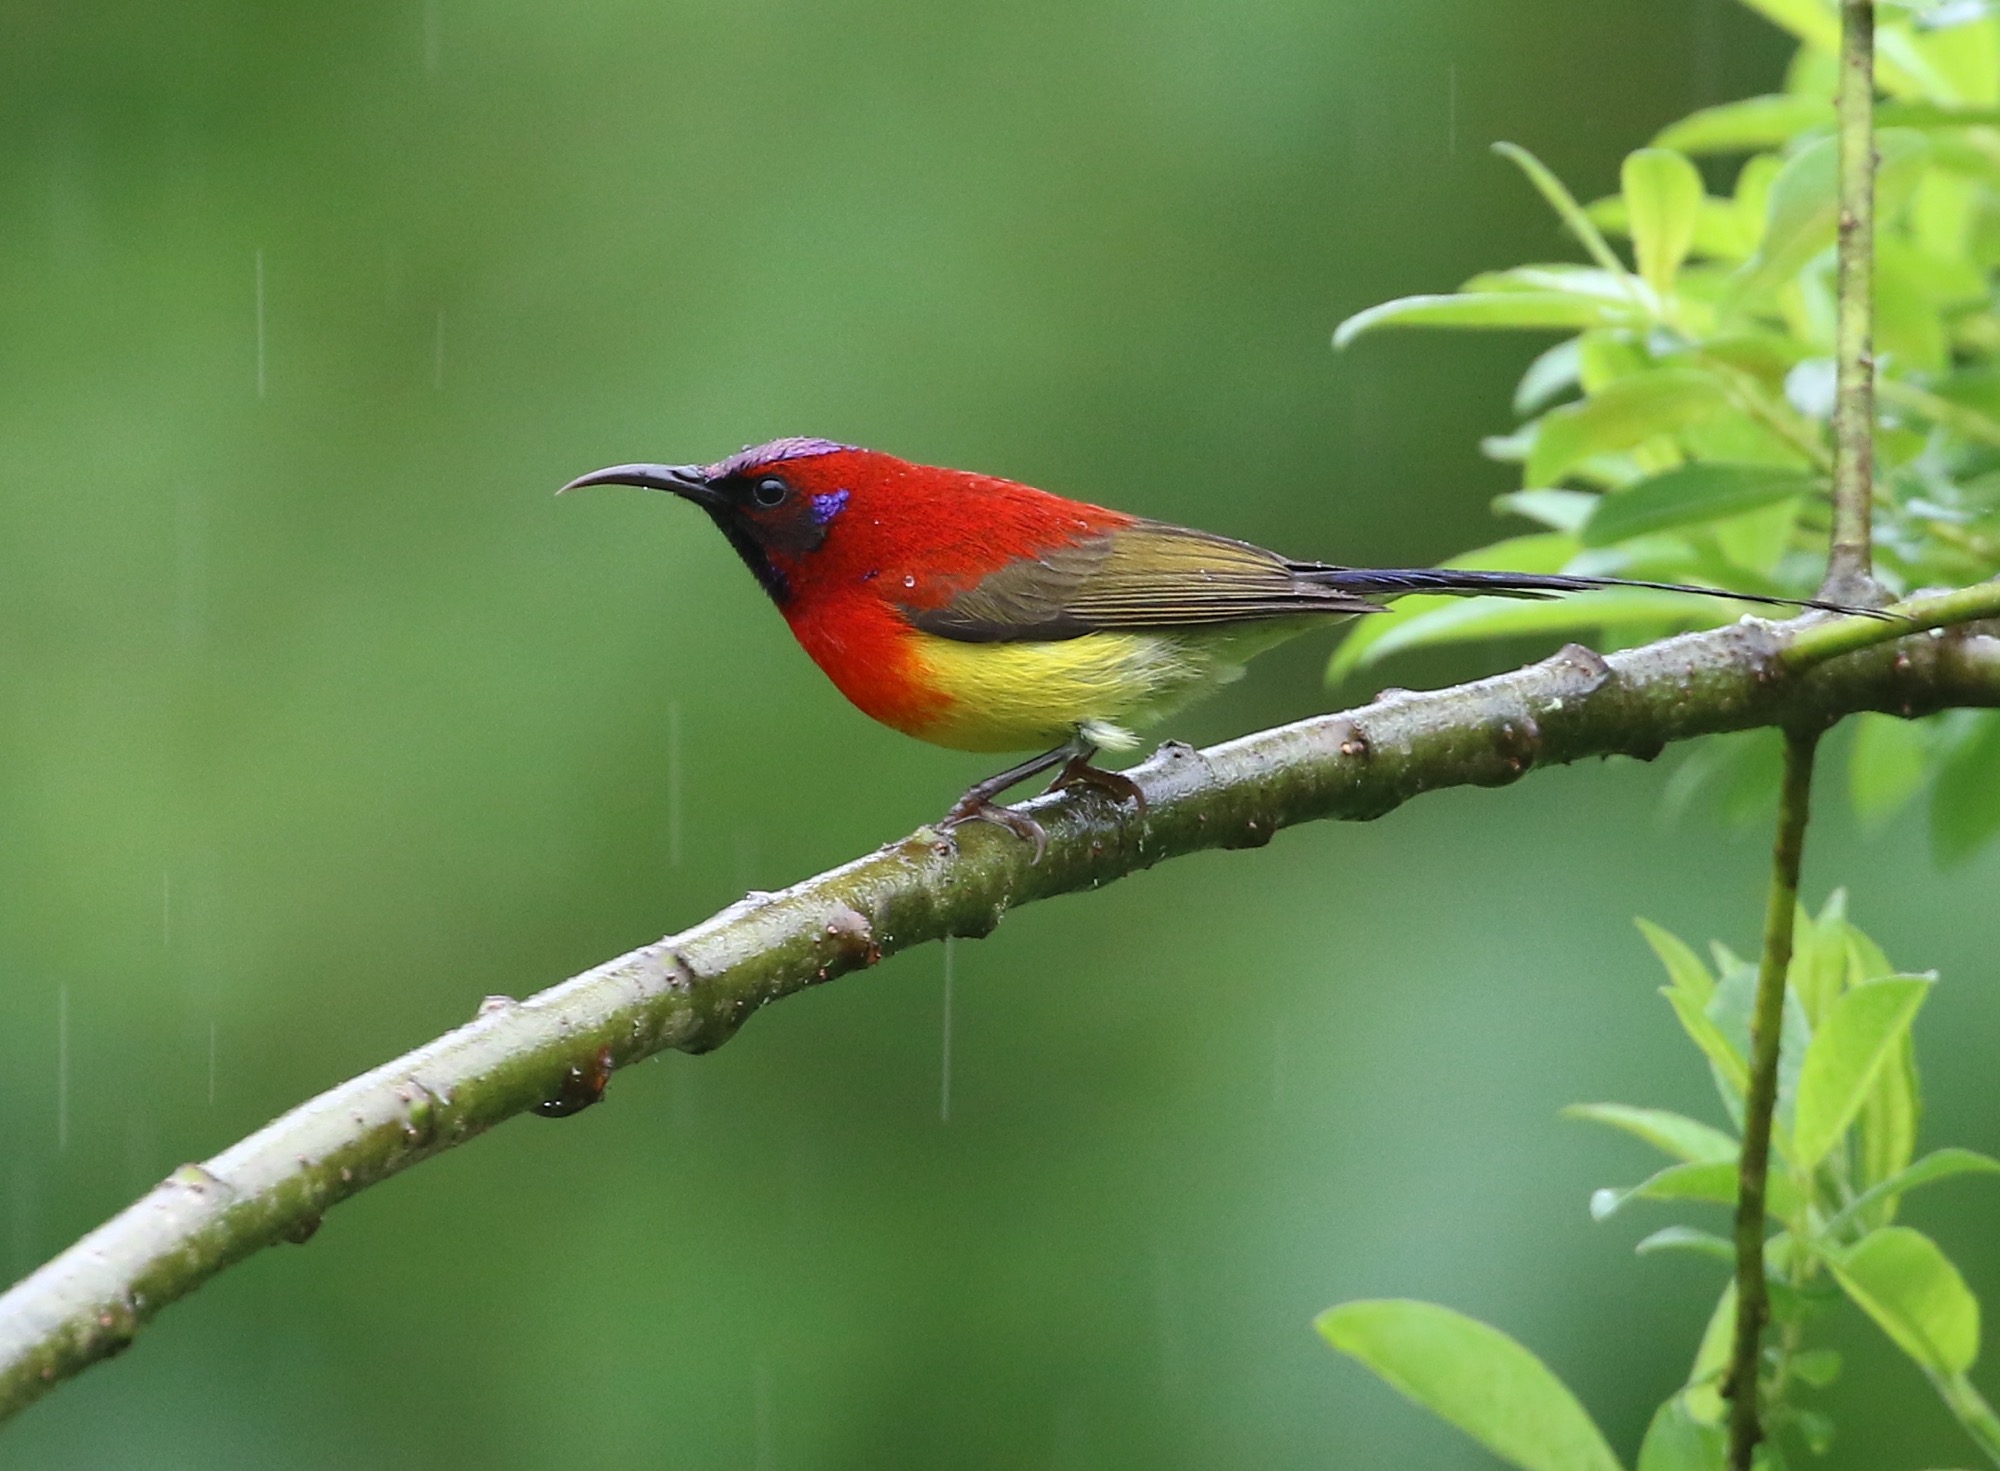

562,437,1875,850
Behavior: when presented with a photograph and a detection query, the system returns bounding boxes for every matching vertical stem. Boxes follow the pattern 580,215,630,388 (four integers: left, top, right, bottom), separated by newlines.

1824,0,1876,600
1726,729,1819,1471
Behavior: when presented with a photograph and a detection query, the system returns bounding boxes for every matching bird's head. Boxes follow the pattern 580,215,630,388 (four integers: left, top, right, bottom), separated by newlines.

563,438,1124,620
560,437,877,604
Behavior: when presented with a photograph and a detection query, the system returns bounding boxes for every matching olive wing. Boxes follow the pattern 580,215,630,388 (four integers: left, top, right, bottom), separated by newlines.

904,520,1382,643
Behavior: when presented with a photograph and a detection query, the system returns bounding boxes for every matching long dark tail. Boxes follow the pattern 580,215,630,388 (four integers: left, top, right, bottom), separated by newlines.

1306,566,1896,620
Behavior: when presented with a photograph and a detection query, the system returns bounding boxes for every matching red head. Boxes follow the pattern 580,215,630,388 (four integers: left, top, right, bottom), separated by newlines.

560,438,1130,617
560,438,1137,739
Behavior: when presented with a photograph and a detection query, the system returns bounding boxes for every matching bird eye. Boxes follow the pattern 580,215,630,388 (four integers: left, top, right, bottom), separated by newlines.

751,476,789,509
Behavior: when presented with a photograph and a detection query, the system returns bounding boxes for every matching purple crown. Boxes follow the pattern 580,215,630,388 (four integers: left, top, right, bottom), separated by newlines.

702,437,854,481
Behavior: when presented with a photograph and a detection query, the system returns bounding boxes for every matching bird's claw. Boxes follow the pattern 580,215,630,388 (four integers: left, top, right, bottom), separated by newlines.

941,798,1050,865
1046,756,1147,815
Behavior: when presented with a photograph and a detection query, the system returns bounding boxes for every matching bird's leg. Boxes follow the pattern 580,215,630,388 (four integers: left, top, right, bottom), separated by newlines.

1045,742,1147,815
940,735,1091,862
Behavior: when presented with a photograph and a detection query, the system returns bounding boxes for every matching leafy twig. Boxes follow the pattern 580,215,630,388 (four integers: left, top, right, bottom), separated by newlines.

1728,10,1881,1464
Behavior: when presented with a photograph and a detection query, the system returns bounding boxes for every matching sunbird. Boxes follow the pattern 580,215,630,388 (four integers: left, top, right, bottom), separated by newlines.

563,437,1868,849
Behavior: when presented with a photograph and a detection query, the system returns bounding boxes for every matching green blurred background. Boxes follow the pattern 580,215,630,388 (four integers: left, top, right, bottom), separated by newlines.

3,2,1996,1466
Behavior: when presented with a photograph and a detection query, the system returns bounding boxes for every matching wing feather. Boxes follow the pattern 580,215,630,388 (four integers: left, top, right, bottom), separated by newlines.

905,521,1381,642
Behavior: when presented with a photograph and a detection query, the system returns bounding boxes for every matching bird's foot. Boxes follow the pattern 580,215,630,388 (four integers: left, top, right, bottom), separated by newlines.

940,795,1049,865
1046,755,1147,815
936,736,1091,863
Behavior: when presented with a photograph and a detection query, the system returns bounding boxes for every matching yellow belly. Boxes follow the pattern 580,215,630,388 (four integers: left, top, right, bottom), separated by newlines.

902,619,1325,753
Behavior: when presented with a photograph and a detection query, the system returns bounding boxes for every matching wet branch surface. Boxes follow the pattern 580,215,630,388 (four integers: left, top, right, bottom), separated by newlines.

3,597,2000,1424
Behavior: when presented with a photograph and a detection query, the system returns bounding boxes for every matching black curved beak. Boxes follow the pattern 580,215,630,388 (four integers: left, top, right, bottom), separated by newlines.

557,462,722,507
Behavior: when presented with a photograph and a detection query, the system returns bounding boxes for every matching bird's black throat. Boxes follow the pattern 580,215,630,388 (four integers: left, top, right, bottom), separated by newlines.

704,507,791,606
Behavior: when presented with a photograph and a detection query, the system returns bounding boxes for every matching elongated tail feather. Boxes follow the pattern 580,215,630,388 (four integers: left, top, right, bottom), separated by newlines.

1300,567,1895,620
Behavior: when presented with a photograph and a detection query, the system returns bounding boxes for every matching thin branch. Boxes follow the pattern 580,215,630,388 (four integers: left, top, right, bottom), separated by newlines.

1824,0,1878,601
1787,578,2000,669
1726,729,1818,1470
3,613,2000,1423
1725,11,1880,1460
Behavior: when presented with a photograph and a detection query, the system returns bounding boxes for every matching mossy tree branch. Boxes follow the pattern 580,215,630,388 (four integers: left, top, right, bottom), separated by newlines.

2,593,1999,1423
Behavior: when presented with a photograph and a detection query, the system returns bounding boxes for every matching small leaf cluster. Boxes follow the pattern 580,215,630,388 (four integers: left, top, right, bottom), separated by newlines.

1329,0,2000,854
1317,895,2000,1469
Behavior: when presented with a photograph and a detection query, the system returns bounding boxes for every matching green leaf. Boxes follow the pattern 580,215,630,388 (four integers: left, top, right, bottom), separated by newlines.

1848,713,1932,829
1683,1282,1736,1425
1654,94,1835,154
1588,194,1756,264
1707,951,1813,1136
1788,891,1847,1030
1515,337,1584,415
1315,1300,1622,1471
1589,1159,1801,1221
1692,197,1758,262
1882,376,2000,449
1877,237,1951,373
1639,917,1755,1104
1839,908,1920,1198
1858,1025,1921,1208
1335,292,1624,347
1492,142,1641,290
1639,918,1715,1006
1733,0,1840,53
1623,149,1705,294
1680,997,1757,1113
1825,1147,2000,1235
1731,147,1781,232
1635,1395,1726,1471
1877,23,1979,104
1576,329,1653,393
1494,488,1599,533
1526,368,1733,487
1791,976,1933,1172
1737,1,1935,99
1844,924,1895,988
1710,491,1802,579
1790,1348,1842,1388
1738,130,1933,296
1830,1226,1981,1375
1878,100,2000,128
1909,12,2000,104
1483,423,1539,464
1466,265,1641,304
1563,1103,1739,1163
1701,330,1815,381
1932,710,2000,862
1634,1226,1736,1263
1931,365,2000,419
1581,463,1819,547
